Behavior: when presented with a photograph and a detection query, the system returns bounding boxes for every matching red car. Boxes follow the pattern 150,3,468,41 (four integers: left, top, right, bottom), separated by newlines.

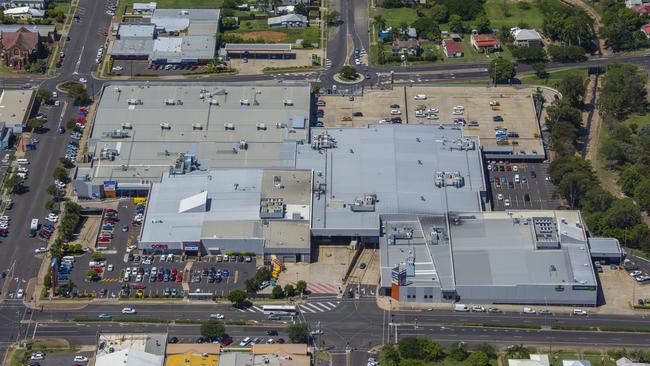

79,107,89,113
171,267,177,277
176,273,183,282
93,268,103,273
220,338,233,346
105,208,118,214
131,283,146,289
97,237,111,242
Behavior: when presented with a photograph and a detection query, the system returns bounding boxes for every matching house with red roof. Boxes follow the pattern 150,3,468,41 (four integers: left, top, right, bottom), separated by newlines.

442,39,463,58
471,33,500,52
0,27,41,69
632,4,650,14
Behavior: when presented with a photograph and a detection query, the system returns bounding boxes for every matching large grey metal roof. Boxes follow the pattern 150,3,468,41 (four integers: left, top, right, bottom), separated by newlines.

297,125,485,236
588,238,622,256
117,23,155,39
83,82,310,183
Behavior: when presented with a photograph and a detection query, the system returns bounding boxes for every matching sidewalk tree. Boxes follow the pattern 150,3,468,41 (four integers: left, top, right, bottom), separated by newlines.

467,351,490,366
532,63,548,80
53,166,68,183
325,10,340,25
448,341,468,361
27,118,45,132
505,345,530,360
373,15,387,31
271,285,284,299
200,319,226,340
487,57,516,84
287,323,309,343
5,174,23,193
284,284,296,297
295,280,307,294
380,344,401,366
227,289,247,306
37,88,53,104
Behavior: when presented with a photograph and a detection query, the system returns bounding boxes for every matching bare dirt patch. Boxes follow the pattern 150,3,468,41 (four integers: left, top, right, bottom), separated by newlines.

238,31,287,42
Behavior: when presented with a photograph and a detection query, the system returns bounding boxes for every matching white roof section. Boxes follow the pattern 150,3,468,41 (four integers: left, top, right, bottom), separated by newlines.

178,190,207,213
268,13,308,26
563,361,591,366
153,36,182,52
3,6,44,16
118,23,155,39
618,358,650,366
95,348,163,366
133,2,157,11
511,28,542,41
509,355,550,366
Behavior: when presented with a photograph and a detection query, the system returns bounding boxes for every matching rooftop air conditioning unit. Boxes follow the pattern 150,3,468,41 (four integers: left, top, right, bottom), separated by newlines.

283,99,293,106
121,123,133,129
127,99,142,105
164,99,176,105
240,99,250,106
239,140,248,150
192,123,203,130
160,123,171,130
224,123,235,131
208,99,219,105
256,123,267,130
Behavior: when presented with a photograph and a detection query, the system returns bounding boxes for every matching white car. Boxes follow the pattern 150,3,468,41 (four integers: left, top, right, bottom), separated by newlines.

426,114,439,120
126,245,137,253
572,308,587,316
504,199,511,207
428,108,439,113
112,66,123,71
46,214,59,223
471,306,486,312
415,111,425,117
30,352,45,360
452,110,464,115
17,172,27,179
512,165,519,172
16,289,24,299
54,100,60,106
354,58,361,65
107,264,114,272
34,247,48,254
79,78,87,83
18,167,28,173
497,193,503,200
73,355,88,363
522,307,536,314
390,109,401,115
239,337,251,346
210,313,225,319
266,338,275,344
135,274,142,282
121,307,137,314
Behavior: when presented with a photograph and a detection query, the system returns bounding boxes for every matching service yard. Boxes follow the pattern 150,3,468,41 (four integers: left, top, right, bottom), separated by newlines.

318,86,545,156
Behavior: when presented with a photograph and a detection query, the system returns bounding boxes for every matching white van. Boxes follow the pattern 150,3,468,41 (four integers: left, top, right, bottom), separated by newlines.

62,256,75,262
454,304,469,312
514,174,520,183
16,159,29,165
414,94,427,100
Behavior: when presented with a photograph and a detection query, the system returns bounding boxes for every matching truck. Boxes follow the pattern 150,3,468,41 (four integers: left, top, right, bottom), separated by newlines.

29,219,38,237
454,304,469,312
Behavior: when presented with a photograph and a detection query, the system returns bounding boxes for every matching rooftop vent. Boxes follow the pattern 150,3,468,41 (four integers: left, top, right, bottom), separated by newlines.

127,99,142,105
121,123,133,129
256,123,267,130
160,123,171,130
224,123,235,131
192,123,203,130
283,99,294,106
240,99,250,106
208,99,219,105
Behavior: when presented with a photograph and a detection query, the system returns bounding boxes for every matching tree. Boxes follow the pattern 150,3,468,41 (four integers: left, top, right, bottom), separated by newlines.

634,179,650,212
287,323,309,343
448,14,464,34
601,6,647,52
271,285,285,299
26,118,45,132
296,280,307,294
556,73,585,108
511,46,546,63
53,166,68,183
63,81,89,105
221,17,238,31
431,4,449,23
487,57,515,84
440,0,485,20
59,156,75,169
227,289,247,306
374,15,387,31
37,88,52,104
339,65,358,80
558,171,592,208
618,165,641,195
448,341,468,361
85,269,97,279
325,10,340,25
5,174,23,193
474,343,496,359
294,2,308,16
505,345,530,360
475,15,491,34
532,63,548,79
284,284,296,297
380,344,401,366
91,251,103,260
412,16,440,41
421,340,445,361
200,319,226,340
546,45,587,62
467,351,490,366
607,198,642,228
598,63,647,120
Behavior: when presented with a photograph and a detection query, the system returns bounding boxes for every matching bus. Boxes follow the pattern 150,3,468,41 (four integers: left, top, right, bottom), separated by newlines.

262,305,299,316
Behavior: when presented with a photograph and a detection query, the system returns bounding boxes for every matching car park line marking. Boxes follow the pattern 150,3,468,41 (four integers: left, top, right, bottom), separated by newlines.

252,306,263,312
327,302,337,307
299,305,316,313
246,307,256,313
236,308,246,313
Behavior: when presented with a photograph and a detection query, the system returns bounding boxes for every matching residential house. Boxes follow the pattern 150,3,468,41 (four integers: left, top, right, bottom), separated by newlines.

471,33,500,51
0,27,41,69
275,5,295,15
0,0,48,9
392,38,420,57
626,0,650,7
617,358,650,366
132,2,157,16
3,6,45,19
450,33,462,41
509,354,550,366
405,27,417,39
0,24,57,42
563,361,591,366
642,24,650,38
442,39,463,58
632,4,650,13
510,28,543,47
268,13,309,28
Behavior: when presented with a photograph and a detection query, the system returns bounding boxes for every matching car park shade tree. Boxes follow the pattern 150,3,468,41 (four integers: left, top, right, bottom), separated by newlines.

227,289,247,306
487,57,515,84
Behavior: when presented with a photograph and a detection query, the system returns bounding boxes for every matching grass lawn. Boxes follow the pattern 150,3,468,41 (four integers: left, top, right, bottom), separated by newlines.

0,63,14,74
380,7,419,27
519,67,588,86
226,19,320,46
484,0,547,30
53,1,70,13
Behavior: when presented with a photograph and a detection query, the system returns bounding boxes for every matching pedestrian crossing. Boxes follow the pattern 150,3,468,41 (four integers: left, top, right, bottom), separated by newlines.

236,301,340,313
324,59,332,70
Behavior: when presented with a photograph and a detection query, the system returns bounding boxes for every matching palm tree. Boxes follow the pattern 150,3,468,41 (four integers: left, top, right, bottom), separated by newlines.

374,15,387,31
